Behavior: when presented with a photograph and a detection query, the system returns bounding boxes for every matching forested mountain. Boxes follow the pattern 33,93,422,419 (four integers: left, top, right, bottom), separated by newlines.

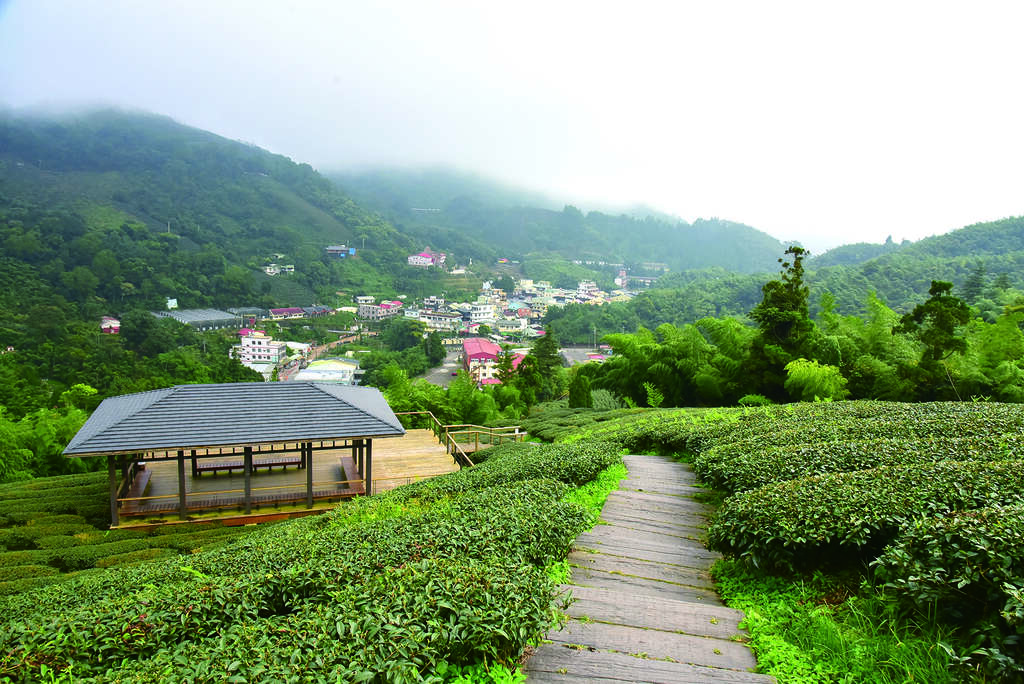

0,109,476,433
0,109,476,313
546,217,1024,344
330,167,788,273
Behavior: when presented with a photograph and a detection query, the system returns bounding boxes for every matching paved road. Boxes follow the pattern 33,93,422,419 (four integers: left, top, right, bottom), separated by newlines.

420,349,463,388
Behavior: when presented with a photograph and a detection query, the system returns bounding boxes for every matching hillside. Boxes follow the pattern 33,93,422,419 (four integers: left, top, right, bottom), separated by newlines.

0,109,455,313
0,109,483,422
330,167,788,274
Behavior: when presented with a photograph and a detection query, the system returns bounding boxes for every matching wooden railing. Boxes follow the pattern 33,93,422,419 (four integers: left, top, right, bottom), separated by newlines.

393,411,479,469
444,424,525,453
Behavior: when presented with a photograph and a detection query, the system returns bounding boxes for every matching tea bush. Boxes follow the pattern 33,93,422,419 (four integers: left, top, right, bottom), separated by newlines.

0,474,255,594
0,441,620,682
695,434,1024,493
707,459,1024,572
874,505,1024,679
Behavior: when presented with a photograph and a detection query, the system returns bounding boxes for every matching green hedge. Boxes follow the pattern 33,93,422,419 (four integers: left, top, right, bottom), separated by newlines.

707,459,1024,572
0,565,60,582
95,548,178,569
873,505,1024,679
694,434,1024,493
0,441,617,682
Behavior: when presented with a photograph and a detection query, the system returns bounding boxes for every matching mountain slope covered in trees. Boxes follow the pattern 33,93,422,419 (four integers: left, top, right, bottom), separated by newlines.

0,109,467,313
331,167,788,273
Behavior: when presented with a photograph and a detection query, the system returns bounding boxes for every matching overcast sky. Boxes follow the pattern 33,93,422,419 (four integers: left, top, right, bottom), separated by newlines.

2,1,1023,252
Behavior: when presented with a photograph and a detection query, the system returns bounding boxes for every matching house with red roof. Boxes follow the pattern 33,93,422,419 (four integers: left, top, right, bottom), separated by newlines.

462,337,524,385
407,249,447,267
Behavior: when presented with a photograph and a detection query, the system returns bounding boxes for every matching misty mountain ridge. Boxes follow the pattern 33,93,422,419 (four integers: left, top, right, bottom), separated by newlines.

330,166,790,274
1,107,1021,322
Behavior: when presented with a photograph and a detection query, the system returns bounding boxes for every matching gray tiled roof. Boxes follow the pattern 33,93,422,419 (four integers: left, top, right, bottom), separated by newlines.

64,382,405,457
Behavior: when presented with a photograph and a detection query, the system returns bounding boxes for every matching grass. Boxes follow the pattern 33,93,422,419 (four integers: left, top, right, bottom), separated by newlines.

563,461,628,519
713,559,955,683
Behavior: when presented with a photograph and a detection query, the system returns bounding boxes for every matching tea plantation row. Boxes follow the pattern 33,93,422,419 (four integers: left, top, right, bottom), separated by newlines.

560,401,1024,680
0,473,254,596
0,441,622,682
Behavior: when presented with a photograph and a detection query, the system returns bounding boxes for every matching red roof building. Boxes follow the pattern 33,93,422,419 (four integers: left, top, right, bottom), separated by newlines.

462,338,524,385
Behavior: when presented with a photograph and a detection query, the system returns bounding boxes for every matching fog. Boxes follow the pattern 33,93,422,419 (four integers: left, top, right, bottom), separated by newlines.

3,1,1023,252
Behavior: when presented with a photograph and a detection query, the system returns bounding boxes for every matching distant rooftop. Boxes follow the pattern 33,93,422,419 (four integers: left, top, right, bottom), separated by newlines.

152,309,237,325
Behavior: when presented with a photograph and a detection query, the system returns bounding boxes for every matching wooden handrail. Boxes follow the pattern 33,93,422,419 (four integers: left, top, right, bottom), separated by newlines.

394,411,476,469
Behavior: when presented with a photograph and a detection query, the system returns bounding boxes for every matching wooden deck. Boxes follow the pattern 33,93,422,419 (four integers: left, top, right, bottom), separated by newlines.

370,429,459,493
525,454,773,683
120,430,458,516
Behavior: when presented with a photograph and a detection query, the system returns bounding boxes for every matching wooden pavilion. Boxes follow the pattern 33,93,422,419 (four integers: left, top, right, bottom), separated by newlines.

63,382,405,526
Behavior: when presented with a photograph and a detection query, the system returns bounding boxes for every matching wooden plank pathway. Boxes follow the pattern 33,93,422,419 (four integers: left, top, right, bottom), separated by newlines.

525,454,773,683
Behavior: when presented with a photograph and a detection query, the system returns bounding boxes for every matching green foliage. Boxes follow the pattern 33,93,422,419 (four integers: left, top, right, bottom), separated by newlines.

567,373,592,409
714,560,954,683
695,433,1024,495
0,474,252,595
783,358,849,402
521,407,645,443
588,389,621,411
894,280,971,365
874,505,1024,679
708,458,1024,572
737,394,772,407
749,246,813,355
0,441,618,682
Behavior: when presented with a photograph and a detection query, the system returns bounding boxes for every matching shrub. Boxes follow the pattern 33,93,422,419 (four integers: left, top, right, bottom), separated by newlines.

590,389,622,411
737,394,772,407
0,565,60,582
874,505,1024,679
694,434,1024,494
95,548,178,568
708,459,1024,572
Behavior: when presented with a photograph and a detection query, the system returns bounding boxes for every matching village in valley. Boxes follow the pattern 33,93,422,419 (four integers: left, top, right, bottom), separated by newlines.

101,244,648,389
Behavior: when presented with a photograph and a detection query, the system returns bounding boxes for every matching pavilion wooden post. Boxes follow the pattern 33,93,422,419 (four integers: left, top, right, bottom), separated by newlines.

364,439,373,496
107,455,119,527
177,449,187,519
244,446,253,515
305,442,313,508
190,449,198,477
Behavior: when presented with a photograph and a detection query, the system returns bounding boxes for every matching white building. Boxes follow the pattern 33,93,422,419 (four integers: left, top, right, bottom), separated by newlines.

470,301,495,325
231,331,288,376
358,300,404,321
421,311,462,331
294,358,362,385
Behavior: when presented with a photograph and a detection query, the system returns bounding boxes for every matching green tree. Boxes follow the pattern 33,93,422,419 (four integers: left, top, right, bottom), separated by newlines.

422,331,446,366
495,348,516,385
894,280,971,399
568,373,593,408
783,358,850,402
747,246,815,399
895,281,971,364
382,317,425,352
961,262,987,304
527,328,565,401
749,246,813,354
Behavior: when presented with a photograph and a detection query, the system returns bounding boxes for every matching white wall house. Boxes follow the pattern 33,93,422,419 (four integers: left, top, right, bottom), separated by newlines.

470,301,495,325
230,332,287,376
